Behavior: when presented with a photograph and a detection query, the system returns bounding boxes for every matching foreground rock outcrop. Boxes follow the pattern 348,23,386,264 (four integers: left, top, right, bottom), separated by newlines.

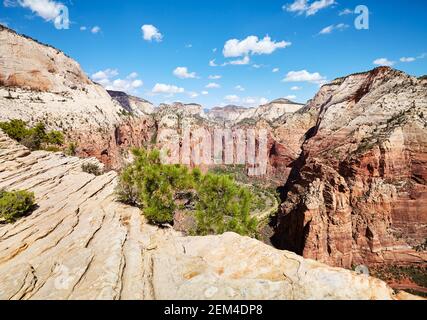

0,130,419,300
274,67,427,268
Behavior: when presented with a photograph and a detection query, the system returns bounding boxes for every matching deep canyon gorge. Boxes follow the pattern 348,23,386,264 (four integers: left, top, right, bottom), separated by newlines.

0,24,426,299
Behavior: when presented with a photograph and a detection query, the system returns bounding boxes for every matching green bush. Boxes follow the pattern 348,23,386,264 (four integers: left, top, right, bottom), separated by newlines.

116,148,258,236
0,119,64,151
66,142,78,156
194,173,257,237
81,163,103,176
0,189,36,223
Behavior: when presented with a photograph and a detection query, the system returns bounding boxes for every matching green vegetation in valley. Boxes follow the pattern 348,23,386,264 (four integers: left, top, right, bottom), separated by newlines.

0,119,65,151
116,148,258,237
0,189,36,224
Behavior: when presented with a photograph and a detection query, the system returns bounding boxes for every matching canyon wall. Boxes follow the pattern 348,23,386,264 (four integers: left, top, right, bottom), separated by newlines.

274,67,427,268
0,25,155,169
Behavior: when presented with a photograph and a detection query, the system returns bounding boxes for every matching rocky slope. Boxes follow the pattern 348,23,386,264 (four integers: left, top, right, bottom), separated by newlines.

0,130,420,300
0,25,155,169
274,67,427,269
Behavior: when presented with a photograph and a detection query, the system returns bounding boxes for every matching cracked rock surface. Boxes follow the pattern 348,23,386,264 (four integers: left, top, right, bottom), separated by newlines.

0,131,420,300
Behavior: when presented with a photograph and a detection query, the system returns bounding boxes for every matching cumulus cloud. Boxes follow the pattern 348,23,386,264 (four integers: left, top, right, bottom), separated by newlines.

173,67,197,79
235,85,245,92
141,24,163,42
318,23,348,35
91,69,144,93
272,68,280,73
283,0,336,16
285,95,297,100
373,58,395,67
228,56,250,65
282,70,327,84
224,95,240,103
209,75,222,80
91,26,101,34
206,82,221,89
201,91,209,95
400,57,416,63
80,26,87,31
8,0,69,28
152,83,184,95
291,86,302,91
223,35,291,57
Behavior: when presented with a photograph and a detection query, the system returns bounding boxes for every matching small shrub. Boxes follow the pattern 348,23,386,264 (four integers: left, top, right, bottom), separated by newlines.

0,189,36,223
66,142,77,156
0,120,65,151
81,163,103,176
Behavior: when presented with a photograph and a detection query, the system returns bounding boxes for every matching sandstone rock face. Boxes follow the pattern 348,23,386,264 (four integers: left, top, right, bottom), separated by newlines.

0,25,155,169
108,90,155,115
0,130,417,300
274,67,427,268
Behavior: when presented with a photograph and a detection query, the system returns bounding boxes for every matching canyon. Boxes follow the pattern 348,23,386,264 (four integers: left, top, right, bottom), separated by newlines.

0,24,426,299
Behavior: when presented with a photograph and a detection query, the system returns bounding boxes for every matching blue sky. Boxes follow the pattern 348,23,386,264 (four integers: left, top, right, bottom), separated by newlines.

1,0,427,108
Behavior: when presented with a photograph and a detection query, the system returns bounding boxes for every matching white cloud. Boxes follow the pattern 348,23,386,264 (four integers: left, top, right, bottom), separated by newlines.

373,58,395,67
272,68,280,73
225,95,240,103
284,0,336,16
201,91,209,95
206,82,221,89
228,56,250,65
91,69,144,93
185,44,193,48
223,35,291,57
291,86,302,91
92,69,119,81
80,26,87,31
209,75,222,80
13,0,60,19
319,23,348,35
306,0,336,16
141,24,163,42
152,83,184,95
91,26,101,34
188,91,199,98
283,0,308,14
173,67,197,79
235,85,245,92
209,59,218,67
212,48,217,53
283,70,327,84
252,64,262,69
400,57,416,63
339,8,353,15
285,95,297,100
418,53,427,59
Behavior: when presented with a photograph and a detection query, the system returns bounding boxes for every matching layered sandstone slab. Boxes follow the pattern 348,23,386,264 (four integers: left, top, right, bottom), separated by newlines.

0,130,417,300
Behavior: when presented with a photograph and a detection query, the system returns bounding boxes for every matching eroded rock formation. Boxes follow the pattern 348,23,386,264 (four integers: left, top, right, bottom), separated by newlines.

274,67,427,268
0,130,419,300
